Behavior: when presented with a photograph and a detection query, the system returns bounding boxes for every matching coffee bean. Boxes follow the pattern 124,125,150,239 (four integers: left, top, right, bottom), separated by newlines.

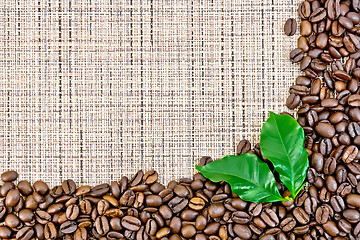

168,196,188,213
95,216,110,235
286,93,301,109
33,181,49,196
5,189,20,207
290,48,305,63
304,197,317,215
233,224,252,239
181,225,196,238
315,122,336,138
342,145,358,163
293,207,310,225
89,184,109,197
44,222,57,239
1,170,18,182
310,8,327,22
315,206,330,225
260,209,279,227
284,18,297,36
60,220,78,234
323,220,340,237
16,226,34,240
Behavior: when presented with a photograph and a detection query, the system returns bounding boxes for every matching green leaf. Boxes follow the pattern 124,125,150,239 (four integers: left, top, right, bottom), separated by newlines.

196,153,286,203
260,112,308,198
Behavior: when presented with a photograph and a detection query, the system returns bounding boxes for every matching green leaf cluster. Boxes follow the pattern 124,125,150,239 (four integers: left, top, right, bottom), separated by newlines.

196,112,309,203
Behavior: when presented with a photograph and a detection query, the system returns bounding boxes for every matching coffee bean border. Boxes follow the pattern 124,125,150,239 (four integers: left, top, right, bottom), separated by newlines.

2,0,360,239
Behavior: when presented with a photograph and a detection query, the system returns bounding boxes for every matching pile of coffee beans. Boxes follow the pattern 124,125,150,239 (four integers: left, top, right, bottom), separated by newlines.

284,0,360,238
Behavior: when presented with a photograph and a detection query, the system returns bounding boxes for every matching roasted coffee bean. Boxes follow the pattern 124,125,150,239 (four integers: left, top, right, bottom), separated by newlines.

323,157,336,175
62,180,76,195
233,224,252,239
286,93,300,109
95,216,110,235
168,197,188,213
44,222,57,239
304,197,317,215
143,170,158,185
5,189,20,207
343,209,360,223
284,18,297,36
342,145,358,163
315,122,336,138
325,175,338,192
290,48,305,63
66,204,79,220
89,184,109,197
293,207,310,225
121,216,141,231
16,226,34,240
260,209,279,227
299,1,311,19
60,220,78,234
316,205,330,224
320,138,332,156
310,7,326,22
1,170,18,182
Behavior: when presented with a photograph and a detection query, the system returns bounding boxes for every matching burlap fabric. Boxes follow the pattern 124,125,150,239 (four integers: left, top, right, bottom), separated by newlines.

0,0,299,185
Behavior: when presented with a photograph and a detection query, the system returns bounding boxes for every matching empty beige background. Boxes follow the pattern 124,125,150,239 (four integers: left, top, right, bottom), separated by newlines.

0,0,298,184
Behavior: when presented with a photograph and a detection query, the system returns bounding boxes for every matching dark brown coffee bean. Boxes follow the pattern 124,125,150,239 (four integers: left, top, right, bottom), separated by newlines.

325,175,338,193
130,170,144,187
236,139,251,155
60,220,77,234
324,157,336,175
299,1,311,19
1,170,18,182
290,48,305,63
33,181,49,196
16,226,34,240
310,7,326,22
233,224,252,239
315,122,336,138
65,204,79,221
328,0,341,20
316,205,330,224
286,94,300,110
284,18,297,36
342,145,358,163
304,197,317,215
121,215,141,231
44,222,57,239
95,216,110,235
74,227,88,240
142,170,158,185
34,210,51,224
5,189,20,207
298,36,310,52
311,153,324,172
343,209,360,223
320,138,332,156
89,184,109,197
279,217,296,232
17,181,33,197
293,207,310,225
332,20,346,36
61,179,76,195
260,208,279,227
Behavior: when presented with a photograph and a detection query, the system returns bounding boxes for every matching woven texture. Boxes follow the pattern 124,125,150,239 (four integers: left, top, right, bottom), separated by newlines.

0,0,299,185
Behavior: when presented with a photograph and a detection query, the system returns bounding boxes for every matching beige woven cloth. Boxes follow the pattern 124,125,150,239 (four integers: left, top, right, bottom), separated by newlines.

0,0,299,185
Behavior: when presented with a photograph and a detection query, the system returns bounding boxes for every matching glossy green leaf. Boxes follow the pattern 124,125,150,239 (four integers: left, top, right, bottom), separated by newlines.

196,153,287,203
260,112,308,198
